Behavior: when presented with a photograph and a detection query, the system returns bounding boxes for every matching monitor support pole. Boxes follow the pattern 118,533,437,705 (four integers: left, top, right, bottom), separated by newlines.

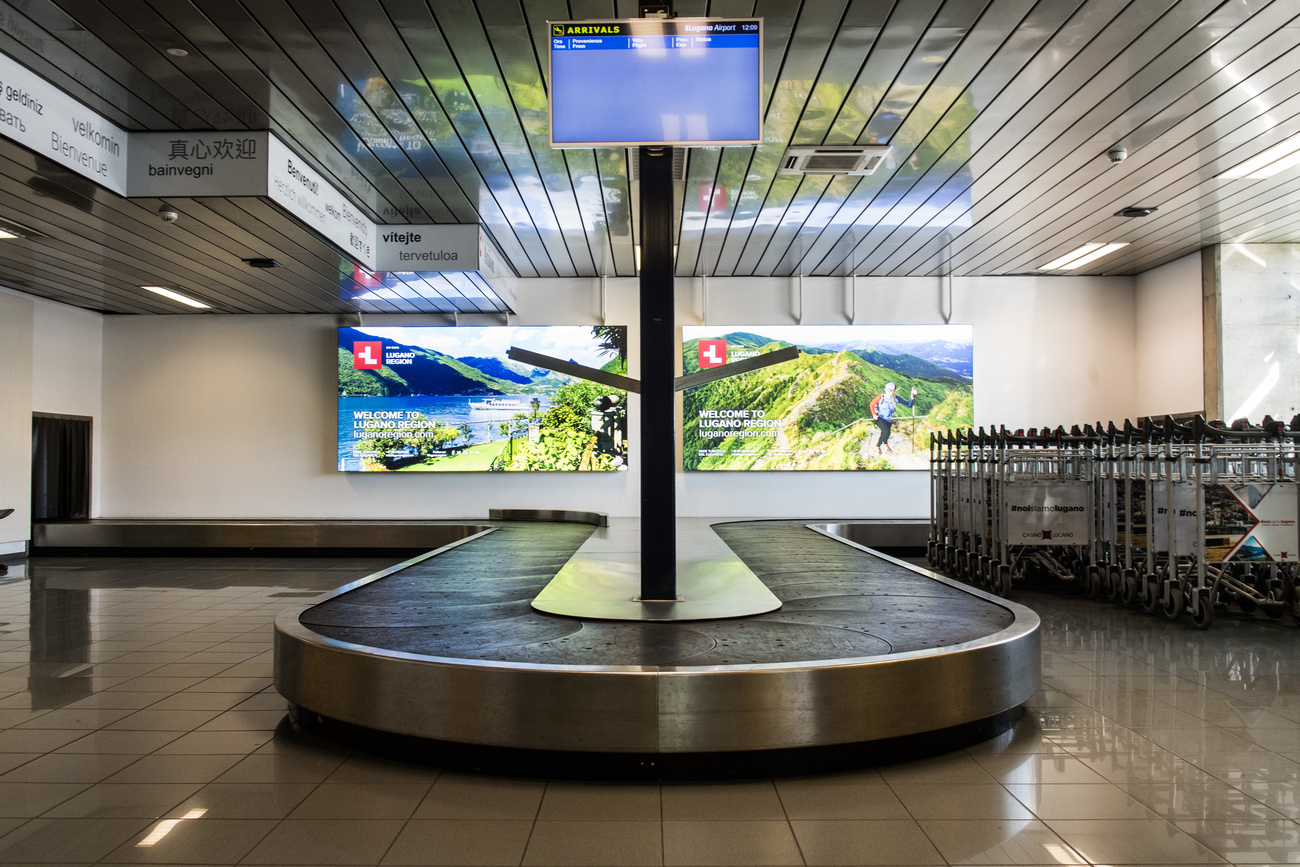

638,144,677,602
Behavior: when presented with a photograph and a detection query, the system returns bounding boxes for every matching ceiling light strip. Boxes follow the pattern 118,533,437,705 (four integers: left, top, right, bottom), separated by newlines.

142,286,210,308
1040,243,1129,271
1040,243,1105,270
1221,135,1300,179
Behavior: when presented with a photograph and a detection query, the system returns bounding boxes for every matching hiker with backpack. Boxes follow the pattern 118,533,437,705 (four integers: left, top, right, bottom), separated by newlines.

870,382,917,454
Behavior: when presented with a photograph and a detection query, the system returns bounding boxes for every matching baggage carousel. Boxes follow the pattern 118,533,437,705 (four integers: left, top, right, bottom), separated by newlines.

274,517,1040,778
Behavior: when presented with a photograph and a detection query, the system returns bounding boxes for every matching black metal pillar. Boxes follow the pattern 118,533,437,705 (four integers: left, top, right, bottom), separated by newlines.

639,145,677,600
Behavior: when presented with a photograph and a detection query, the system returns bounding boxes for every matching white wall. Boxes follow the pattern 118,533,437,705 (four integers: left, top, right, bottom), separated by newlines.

31,298,104,515
0,292,33,552
1134,253,1203,418
99,273,1138,521
677,275,1136,517
101,280,642,519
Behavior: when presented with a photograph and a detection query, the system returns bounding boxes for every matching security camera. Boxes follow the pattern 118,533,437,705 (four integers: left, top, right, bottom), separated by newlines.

158,207,179,223
1107,147,1127,164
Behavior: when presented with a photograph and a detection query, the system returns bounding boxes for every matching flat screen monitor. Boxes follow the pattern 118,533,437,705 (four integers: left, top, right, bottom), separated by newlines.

548,17,763,148
681,325,974,471
338,325,628,472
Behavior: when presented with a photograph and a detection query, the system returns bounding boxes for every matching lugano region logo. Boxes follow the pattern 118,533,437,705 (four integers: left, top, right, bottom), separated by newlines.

353,341,383,370
698,339,727,369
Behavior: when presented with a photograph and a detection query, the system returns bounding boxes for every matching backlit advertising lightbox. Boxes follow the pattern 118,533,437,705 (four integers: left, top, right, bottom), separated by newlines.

338,326,627,472
548,18,763,147
682,325,974,471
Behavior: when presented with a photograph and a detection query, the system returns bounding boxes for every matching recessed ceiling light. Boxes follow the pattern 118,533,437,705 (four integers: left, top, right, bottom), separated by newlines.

1221,134,1300,179
166,48,188,57
142,286,210,308
1040,242,1129,271
0,216,39,239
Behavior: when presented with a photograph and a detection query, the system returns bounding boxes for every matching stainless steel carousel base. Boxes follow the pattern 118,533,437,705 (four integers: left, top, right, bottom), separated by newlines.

530,520,782,621
274,519,1040,766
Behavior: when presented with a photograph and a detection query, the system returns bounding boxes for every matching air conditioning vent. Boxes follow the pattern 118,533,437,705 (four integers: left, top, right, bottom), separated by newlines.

778,145,891,176
627,148,687,182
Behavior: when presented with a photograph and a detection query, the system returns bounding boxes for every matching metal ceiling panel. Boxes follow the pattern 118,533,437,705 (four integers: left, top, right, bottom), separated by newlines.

1,0,1300,314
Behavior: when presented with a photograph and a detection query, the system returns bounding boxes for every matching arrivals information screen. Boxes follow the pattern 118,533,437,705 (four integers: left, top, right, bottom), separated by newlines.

548,18,763,148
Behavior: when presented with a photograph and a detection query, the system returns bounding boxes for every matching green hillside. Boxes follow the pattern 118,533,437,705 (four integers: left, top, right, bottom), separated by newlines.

683,347,972,471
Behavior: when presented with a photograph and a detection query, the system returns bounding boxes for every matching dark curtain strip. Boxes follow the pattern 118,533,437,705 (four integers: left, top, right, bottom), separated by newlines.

31,415,92,521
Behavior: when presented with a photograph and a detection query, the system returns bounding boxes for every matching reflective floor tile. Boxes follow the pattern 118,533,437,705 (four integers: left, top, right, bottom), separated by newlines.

152,729,274,754
790,819,945,865
663,819,803,866
381,819,534,866
55,730,181,755
105,709,223,731
891,783,1035,820
1173,817,1300,864
0,752,141,784
775,781,911,820
1006,781,1162,819
1045,818,1228,863
104,816,277,863
215,753,349,784
196,709,289,730
538,782,661,820
661,780,785,820
183,676,273,693
323,754,441,785
918,818,1086,864
235,818,406,865
0,781,89,817
0,817,152,863
972,750,1111,784
1121,781,1287,821
144,692,247,711
11,707,137,730
289,782,431,820
413,774,543,820
0,729,86,753
878,752,999,785
164,782,315,819
522,819,662,866
42,783,202,819
100,753,243,785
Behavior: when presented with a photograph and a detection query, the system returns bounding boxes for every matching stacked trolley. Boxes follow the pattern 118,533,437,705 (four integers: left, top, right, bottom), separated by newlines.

929,415,1300,628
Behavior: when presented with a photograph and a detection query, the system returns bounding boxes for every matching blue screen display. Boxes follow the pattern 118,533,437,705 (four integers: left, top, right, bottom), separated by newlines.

549,19,762,147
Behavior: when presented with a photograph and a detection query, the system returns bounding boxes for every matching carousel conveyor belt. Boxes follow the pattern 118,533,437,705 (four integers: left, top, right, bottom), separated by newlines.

274,520,1040,778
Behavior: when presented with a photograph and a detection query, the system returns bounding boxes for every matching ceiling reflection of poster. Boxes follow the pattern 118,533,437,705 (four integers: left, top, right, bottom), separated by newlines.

338,326,627,472
682,325,973,471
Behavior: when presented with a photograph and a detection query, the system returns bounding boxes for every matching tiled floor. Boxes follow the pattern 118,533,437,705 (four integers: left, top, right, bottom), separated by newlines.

0,555,1296,865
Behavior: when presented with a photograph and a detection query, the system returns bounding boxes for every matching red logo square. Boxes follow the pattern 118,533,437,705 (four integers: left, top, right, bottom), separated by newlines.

353,341,383,369
699,339,727,369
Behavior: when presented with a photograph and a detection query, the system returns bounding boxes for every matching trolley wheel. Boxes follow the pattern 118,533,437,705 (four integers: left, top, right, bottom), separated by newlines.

1238,596,1258,614
1086,566,1102,599
1106,569,1123,601
998,564,1013,597
1264,604,1284,620
1141,575,1161,614
978,556,991,587
1163,583,1185,620
1191,589,1214,629
1120,570,1138,605
926,542,937,568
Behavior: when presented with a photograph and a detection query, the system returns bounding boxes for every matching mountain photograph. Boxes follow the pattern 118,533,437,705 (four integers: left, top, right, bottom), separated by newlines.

337,326,628,473
682,325,974,471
